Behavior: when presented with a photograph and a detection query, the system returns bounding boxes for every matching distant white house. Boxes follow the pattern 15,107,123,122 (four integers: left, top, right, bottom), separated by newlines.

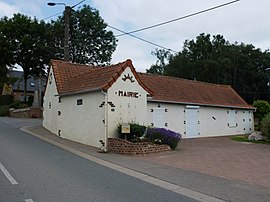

43,59,255,148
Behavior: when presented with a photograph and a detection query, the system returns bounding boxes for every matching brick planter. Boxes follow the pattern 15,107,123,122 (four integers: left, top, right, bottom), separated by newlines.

108,138,171,155
9,107,43,118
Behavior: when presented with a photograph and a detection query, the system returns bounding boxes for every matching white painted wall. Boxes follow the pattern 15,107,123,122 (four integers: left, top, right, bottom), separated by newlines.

147,102,254,138
58,91,105,148
43,67,59,135
147,102,184,133
43,66,106,148
43,65,254,148
107,67,149,138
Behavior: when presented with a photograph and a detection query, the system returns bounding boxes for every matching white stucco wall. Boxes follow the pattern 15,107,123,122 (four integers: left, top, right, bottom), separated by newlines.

43,65,254,147
43,67,59,135
107,67,149,138
43,66,106,148
58,91,105,148
147,102,254,138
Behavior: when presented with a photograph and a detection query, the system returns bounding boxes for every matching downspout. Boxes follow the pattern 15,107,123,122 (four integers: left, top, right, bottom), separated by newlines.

101,90,108,152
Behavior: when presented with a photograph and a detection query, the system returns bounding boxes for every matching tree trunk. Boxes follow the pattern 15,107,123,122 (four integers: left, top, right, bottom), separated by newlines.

23,73,28,103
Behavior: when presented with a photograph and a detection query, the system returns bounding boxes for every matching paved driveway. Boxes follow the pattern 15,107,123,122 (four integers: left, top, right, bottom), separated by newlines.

139,136,270,189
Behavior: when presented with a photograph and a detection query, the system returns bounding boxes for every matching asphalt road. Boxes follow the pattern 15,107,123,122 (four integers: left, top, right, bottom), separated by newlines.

0,119,198,202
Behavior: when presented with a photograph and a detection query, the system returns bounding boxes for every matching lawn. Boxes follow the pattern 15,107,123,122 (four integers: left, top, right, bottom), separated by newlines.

231,135,270,145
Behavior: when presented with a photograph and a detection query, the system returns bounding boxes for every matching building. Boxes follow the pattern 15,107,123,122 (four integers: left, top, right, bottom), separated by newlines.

7,70,45,103
43,59,254,148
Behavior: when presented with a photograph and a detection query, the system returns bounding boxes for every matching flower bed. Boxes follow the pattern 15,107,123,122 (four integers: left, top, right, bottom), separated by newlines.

108,138,171,155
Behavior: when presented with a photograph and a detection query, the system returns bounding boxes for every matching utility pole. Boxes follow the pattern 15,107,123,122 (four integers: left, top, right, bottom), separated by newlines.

48,2,71,61
48,1,85,61
64,6,71,61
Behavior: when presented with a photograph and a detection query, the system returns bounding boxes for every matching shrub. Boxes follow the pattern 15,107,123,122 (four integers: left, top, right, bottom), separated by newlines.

253,100,270,122
146,128,181,150
261,113,270,140
9,100,28,109
0,95,13,106
117,123,147,142
27,95,34,106
0,105,10,116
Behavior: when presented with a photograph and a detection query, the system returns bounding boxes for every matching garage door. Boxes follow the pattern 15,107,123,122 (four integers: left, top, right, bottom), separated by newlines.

153,108,165,128
185,106,199,138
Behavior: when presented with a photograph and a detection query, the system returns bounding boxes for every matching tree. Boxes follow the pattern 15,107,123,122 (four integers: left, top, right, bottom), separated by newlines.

0,17,14,90
147,49,171,75
253,100,270,122
149,33,270,103
51,5,117,65
0,14,51,102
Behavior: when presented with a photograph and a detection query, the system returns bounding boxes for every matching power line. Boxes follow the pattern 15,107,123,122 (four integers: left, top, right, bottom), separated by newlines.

107,24,178,53
42,11,63,21
41,0,239,53
71,0,85,8
115,0,240,37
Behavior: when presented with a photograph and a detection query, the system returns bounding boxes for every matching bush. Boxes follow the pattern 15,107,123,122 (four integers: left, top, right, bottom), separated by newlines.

0,105,10,116
117,123,147,142
0,95,13,105
27,95,34,106
146,128,181,150
9,100,28,109
261,113,270,140
253,100,270,122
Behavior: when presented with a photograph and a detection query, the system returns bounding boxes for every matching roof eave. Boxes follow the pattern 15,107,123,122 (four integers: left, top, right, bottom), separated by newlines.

148,99,255,110
57,87,102,97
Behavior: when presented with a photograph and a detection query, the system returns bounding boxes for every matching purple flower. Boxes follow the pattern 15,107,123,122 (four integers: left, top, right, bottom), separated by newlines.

146,128,181,150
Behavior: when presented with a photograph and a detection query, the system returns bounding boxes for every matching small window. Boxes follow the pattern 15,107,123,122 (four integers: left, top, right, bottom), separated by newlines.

77,99,83,105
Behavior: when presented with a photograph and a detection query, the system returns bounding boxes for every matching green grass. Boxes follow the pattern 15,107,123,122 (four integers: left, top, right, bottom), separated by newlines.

231,135,270,145
0,105,10,116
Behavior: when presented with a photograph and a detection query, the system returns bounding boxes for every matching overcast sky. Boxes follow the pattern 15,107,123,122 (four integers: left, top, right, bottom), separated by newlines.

0,0,269,72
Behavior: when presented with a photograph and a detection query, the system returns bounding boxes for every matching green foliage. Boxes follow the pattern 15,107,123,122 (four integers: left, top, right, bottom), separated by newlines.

253,100,270,121
0,95,13,105
147,49,172,75
117,123,147,142
51,5,117,65
27,95,34,107
0,5,117,102
0,14,51,102
261,113,270,140
117,123,182,149
0,105,10,116
231,135,270,144
9,100,28,109
148,33,270,103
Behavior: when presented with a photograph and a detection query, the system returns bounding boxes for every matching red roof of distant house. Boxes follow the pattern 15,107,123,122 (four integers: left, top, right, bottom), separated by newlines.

138,73,253,109
49,59,253,109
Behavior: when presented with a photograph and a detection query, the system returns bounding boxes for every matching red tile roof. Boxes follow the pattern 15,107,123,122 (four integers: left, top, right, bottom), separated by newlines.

49,59,253,109
138,73,253,109
50,59,152,95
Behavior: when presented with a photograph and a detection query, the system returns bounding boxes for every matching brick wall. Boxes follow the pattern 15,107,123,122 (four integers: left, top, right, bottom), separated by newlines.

108,138,171,155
